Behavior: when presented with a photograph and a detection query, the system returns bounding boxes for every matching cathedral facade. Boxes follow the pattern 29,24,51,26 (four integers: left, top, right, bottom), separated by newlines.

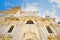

0,7,60,40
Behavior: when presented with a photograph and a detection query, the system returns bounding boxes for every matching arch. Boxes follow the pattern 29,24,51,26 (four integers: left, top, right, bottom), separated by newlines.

26,38,33,40
26,20,34,24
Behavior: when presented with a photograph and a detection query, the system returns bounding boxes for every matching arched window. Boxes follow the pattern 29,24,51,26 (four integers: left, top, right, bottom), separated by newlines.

8,25,14,33
26,38,33,40
26,20,34,24
58,22,60,24
46,27,53,33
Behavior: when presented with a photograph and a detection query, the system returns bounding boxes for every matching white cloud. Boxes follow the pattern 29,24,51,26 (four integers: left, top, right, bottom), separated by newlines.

5,3,15,10
49,0,60,22
45,7,60,22
23,3,39,11
22,2,43,16
5,3,11,6
5,3,14,7
50,0,60,3
49,0,60,7
45,7,56,17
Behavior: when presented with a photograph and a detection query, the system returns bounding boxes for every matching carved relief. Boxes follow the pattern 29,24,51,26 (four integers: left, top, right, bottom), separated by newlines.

0,34,12,40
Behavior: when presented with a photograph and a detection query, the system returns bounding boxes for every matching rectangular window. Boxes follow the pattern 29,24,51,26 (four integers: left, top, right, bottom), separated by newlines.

46,27,53,33
8,25,14,33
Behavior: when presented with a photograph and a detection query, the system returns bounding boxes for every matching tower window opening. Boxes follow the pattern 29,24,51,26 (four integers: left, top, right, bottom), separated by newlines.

58,22,60,24
8,25,14,33
26,20,34,24
46,27,53,33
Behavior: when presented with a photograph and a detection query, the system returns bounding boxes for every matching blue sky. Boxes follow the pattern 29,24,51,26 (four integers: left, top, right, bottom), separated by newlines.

0,0,60,18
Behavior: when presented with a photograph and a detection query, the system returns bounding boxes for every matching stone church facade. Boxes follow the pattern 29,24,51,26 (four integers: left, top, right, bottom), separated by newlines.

0,7,60,40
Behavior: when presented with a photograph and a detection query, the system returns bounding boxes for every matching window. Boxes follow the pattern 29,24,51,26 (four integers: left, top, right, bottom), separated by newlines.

26,20,34,24
26,38,33,40
46,27,53,33
8,25,14,33
58,22,60,24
